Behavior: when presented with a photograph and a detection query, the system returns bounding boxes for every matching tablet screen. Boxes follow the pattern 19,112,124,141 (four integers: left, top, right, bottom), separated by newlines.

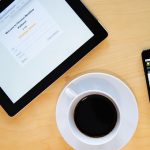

0,0,94,103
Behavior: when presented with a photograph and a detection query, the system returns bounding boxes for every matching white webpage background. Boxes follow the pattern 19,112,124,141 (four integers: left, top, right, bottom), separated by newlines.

0,0,94,103
0,0,61,65
0,0,62,65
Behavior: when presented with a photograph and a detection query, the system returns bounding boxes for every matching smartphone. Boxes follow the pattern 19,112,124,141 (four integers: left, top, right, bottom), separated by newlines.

142,49,150,100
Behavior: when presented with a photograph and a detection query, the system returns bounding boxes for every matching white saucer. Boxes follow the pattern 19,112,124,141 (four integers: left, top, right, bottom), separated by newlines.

56,73,138,150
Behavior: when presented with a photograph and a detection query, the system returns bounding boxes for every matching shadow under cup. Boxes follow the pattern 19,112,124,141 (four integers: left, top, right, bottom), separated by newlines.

68,91,121,145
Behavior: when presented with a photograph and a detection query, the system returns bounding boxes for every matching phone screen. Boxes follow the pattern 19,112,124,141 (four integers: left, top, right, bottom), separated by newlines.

142,50,150,100
145,59,150,86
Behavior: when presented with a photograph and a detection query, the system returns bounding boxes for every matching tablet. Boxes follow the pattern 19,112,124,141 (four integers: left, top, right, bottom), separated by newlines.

0,0,108,116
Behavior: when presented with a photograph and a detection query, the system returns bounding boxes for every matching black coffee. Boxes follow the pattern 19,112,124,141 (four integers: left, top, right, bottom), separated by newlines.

74,94,117,138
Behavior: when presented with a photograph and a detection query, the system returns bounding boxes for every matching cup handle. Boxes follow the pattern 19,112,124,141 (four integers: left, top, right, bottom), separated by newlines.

65,88,77,100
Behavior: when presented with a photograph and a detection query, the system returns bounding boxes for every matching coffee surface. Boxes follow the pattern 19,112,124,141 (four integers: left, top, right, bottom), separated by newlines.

74,94,118,137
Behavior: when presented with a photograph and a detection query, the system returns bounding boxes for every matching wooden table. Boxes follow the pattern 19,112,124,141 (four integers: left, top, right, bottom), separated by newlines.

0,0,150,149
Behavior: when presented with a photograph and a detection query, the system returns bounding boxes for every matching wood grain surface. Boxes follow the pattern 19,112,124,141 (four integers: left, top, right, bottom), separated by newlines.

0,0,150,149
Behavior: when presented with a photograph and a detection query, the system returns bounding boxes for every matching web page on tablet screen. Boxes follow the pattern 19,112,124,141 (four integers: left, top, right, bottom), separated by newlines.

0,0,62,65
0,0,94,103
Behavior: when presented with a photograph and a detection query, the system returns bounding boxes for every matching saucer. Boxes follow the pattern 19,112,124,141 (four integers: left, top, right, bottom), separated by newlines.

56,73,138,150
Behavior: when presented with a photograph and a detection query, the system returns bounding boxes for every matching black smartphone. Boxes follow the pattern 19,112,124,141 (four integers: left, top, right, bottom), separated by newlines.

142,49,150,100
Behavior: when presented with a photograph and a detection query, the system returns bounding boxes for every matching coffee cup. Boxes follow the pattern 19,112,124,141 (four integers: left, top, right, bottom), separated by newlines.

65,88,121,145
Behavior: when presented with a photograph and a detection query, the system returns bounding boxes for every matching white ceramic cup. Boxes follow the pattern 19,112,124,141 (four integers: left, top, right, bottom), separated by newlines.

65,88,122,146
